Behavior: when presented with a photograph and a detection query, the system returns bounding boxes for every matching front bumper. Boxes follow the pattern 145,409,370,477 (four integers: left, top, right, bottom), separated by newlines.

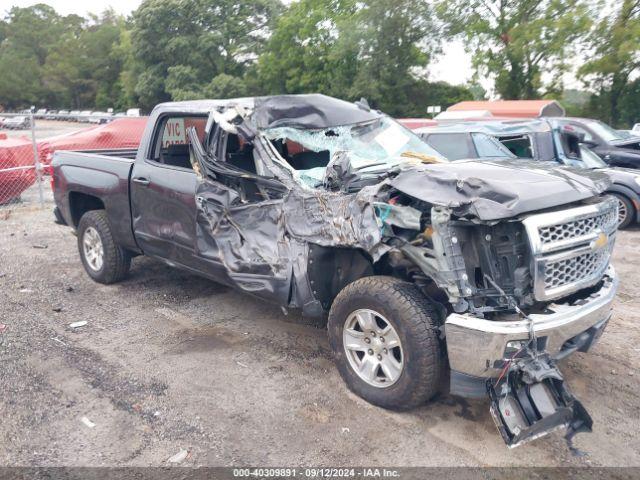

445,266,618,380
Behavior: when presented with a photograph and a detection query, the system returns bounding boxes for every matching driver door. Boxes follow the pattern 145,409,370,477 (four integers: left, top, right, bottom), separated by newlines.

190,126,295,304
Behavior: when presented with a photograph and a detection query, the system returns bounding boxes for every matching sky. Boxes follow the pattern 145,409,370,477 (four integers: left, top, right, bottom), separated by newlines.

1,0,478,88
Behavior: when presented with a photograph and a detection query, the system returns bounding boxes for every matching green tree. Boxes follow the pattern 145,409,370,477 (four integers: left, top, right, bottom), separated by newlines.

43,10,130,109
578,0,640,126
436,0,592,99
347,0,438,115
130,0,281,109
0,4,84,108
255,0,358,96
205,73,248,99
256,0,439,116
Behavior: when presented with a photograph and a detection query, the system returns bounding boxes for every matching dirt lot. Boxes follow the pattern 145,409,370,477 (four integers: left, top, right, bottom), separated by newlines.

0,206,639,467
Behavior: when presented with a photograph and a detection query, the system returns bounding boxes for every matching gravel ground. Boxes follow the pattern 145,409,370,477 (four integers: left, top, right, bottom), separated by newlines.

0,206,639,467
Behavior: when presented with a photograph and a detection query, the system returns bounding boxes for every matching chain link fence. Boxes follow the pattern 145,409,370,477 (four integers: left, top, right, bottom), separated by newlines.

0,111,147,218
0,112,47,216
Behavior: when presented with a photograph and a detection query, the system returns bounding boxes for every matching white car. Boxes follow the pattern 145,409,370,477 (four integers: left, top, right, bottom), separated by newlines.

89,112,113,124
78,111,93,123
4,116,31,129
632,123,640,134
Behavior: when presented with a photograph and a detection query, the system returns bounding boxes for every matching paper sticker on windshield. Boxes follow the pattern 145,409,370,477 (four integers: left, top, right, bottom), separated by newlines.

374,124,410,156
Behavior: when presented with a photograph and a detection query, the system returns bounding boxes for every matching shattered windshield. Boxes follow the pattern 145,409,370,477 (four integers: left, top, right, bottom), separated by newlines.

263,116,446,187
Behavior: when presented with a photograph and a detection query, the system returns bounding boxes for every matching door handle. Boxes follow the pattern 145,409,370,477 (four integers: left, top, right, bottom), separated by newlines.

133,177,150,186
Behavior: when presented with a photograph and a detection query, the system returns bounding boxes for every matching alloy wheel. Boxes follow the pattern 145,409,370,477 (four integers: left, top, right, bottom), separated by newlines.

343,309,404,388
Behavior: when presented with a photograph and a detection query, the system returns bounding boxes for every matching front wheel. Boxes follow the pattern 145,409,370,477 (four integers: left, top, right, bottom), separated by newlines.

77,210,131,284
612,193,635,229
328,276,443,410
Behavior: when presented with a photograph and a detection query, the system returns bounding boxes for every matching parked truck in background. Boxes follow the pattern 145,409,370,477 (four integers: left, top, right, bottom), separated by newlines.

52,95,618,448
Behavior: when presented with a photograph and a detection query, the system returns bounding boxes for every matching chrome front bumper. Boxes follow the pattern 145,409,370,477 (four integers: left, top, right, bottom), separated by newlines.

445,266,618,378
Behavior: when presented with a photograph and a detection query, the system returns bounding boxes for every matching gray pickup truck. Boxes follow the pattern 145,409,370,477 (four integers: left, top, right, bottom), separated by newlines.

52,94,618,448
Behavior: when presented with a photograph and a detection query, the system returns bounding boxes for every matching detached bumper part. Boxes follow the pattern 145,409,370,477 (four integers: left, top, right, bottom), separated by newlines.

488,357,593,448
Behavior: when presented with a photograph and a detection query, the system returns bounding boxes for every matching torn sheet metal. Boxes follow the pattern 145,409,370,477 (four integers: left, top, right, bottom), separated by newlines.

389,159,612,220
283,190,382,252
373,202,421,231
194,167,387,313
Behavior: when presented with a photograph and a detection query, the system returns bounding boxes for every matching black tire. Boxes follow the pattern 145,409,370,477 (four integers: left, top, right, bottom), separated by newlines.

328,276,443,410
612,193,634,229
77,210,131,284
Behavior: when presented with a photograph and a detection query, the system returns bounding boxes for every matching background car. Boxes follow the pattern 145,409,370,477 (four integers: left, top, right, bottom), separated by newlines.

88,111,112,124
0,135,36,204
77,111,93,123
554,117,640,169
414,118,640,228
3,116,31,130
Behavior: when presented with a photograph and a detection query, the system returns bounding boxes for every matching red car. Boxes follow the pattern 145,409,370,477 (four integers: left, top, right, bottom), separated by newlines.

40,117,148,173
0,134,36,204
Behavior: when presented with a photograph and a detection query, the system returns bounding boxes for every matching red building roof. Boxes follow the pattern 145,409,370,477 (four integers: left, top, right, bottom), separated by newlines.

446,100,565,118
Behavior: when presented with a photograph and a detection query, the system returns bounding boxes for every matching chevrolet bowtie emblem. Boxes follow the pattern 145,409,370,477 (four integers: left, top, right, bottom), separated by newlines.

592,231,608,251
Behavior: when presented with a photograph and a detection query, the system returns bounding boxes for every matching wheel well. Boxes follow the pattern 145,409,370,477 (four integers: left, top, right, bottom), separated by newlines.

68,192,105,227
307,245,374,310
307,245,451,312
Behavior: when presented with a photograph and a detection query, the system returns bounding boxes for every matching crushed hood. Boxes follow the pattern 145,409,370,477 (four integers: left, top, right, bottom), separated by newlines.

388,159,611,220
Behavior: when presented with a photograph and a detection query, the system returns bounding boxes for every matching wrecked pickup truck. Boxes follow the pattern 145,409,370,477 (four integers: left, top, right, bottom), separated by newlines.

52,95,618,448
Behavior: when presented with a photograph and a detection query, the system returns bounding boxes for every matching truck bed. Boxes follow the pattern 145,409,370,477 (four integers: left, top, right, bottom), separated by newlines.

52,149,138,251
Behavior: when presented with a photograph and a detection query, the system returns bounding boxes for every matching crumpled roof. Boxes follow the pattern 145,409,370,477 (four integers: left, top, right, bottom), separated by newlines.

252,94,382,130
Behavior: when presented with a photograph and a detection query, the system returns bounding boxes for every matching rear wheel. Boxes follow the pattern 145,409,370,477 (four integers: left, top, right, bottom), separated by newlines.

612,193,634,229
328,276,443,410
77,210,131,284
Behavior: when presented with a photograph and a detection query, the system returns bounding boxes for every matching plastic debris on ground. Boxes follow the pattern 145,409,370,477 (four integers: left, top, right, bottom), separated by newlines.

167,449,189,464
69,321,88,329
81,416,96,428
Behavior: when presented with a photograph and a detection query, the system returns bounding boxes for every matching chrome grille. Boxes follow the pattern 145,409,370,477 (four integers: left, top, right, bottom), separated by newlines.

544,246,613,290
538,209,618,247
522,197,618,301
